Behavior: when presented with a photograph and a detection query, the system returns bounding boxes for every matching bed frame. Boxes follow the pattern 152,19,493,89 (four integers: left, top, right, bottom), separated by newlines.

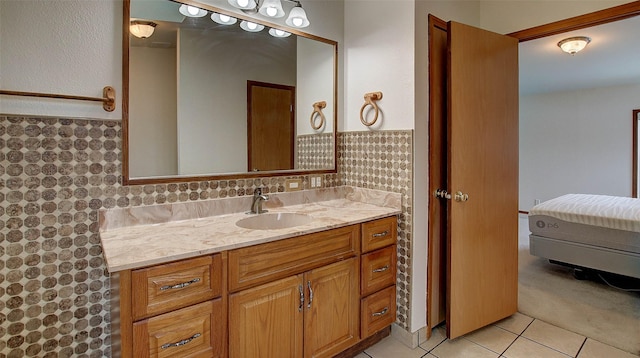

530,234,640,279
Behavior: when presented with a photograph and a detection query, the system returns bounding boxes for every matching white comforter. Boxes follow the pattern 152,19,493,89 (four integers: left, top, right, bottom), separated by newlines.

529,194,640,233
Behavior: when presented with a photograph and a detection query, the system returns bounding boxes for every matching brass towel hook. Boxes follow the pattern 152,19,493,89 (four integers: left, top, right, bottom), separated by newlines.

360,91,383,126
310,101,327,130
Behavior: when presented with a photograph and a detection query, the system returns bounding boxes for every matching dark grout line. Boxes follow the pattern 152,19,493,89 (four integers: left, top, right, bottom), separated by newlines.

574,337,588,358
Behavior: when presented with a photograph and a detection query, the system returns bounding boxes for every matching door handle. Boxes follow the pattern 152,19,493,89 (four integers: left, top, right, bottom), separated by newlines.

434,189,451,200
454,191,469,202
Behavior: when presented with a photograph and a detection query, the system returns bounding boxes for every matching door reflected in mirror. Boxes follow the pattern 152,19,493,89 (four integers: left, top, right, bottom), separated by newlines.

125,0,337,183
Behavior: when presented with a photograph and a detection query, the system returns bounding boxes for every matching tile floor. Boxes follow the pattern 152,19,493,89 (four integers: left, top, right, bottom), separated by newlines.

355,312,639,358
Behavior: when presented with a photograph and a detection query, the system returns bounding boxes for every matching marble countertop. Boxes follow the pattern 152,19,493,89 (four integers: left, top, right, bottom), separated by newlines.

99,187,401,272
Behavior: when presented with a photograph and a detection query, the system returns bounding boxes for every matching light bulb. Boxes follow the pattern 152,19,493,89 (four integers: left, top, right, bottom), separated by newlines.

292,17,303,27
275,29,285,36
237,0,249,7
219,14,231,23
187,6,200,16
247,22,257,30
266,6,277,17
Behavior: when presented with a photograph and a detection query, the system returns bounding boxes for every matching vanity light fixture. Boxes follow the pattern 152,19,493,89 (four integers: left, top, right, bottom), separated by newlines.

268,28,291,37
130,20,157,39
179,4,207,17
240,20,265,32
228,0,310,28
259,0,285,18
558,36,591,55
211,13,238,25
285,1,309,28
228,0,257,10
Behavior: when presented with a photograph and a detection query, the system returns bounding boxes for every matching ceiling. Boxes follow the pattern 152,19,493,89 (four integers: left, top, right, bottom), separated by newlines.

519,14,640,96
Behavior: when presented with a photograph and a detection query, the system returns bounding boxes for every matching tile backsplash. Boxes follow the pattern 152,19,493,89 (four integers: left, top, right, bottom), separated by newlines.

0,115,413,357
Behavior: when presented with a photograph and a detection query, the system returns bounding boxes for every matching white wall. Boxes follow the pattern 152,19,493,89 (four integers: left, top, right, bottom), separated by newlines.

520,84,639,210
0,0,122,120
129,46,178,177
297,38,335,136
177,27,296,174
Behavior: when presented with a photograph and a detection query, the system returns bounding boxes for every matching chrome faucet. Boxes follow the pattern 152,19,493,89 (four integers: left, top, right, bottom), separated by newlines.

250,188,269,214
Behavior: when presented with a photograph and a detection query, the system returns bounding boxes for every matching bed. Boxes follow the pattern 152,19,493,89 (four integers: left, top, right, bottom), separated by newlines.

528,194,640,279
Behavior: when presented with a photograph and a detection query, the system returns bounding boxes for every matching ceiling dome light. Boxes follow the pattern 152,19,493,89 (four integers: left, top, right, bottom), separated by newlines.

130,20,157,39
285,4,309,28
240,20,264,32
557,36,591,55
259,0,285,18
228,0,257,10
179,4,207,18
211,13,237,25
268,28,291,38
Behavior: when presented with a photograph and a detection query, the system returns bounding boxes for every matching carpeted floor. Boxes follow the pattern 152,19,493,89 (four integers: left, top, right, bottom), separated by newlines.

517,215,640,355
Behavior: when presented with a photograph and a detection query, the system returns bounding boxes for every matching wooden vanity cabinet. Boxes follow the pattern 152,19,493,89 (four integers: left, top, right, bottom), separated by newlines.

229,258,359,358
114,215,398,358
360,218,397,339
228,225,360,358
116,254,227,358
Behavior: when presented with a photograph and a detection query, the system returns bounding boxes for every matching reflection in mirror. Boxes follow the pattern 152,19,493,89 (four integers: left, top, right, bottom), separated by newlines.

125,0,337,183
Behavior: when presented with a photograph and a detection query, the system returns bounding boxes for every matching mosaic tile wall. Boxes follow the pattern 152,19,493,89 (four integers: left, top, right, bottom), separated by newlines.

338,130,414,331
296,133,334,170
0,115,413,356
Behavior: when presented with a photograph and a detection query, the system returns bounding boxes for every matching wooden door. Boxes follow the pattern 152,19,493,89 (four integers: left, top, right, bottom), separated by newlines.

229,275,303,358
426,14,449,336
304,258,359,358
247,81,295,172
446,21,519,338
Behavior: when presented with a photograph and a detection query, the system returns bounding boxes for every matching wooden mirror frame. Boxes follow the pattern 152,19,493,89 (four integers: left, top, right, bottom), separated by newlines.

122,0,338,185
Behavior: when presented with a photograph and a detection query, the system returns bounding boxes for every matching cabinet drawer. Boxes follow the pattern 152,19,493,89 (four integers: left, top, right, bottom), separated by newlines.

361,245,396,297
228,225,359,292
132,255,222,320
133,299,224,358
361,285,396,338
362,216,397,253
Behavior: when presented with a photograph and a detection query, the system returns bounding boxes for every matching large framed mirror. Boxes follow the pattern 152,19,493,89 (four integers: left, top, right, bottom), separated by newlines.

122,0,338,185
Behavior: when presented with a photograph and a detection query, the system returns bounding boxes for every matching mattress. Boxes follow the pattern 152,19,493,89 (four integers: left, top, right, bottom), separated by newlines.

529,194,640,254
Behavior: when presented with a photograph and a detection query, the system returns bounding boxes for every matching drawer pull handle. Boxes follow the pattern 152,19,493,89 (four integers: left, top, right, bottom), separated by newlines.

161,333,201,349
372,307,389,317
373,265,389,273
372,230,389,238
160,278,200,291
299,285,304,312
307,281,314,309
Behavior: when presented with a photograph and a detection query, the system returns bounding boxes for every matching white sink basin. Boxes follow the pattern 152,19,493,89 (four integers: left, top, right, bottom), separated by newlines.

236,212,313,230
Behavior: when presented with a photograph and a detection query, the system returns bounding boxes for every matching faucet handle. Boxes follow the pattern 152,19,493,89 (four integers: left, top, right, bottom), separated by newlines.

254,187,263,195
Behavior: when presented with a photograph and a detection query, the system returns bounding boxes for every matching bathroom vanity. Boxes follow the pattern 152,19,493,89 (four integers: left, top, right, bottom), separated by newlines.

101,187,401,358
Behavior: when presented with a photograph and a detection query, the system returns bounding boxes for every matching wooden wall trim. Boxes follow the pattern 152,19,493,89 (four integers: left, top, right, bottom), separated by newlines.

508,1,640,41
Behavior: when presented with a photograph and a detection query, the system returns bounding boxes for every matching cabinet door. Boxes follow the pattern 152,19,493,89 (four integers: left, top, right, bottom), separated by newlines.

229,275,304,358
304,258,359,358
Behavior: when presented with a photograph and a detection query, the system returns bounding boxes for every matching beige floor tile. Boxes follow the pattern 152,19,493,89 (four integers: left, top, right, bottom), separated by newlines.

354,353,370,358
430,337,499,358
464,325,518,354
522,319,585,357
494,312,534,335
578,339,640,358
420,325,447,351
364,336,428,358
503,337,571,358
